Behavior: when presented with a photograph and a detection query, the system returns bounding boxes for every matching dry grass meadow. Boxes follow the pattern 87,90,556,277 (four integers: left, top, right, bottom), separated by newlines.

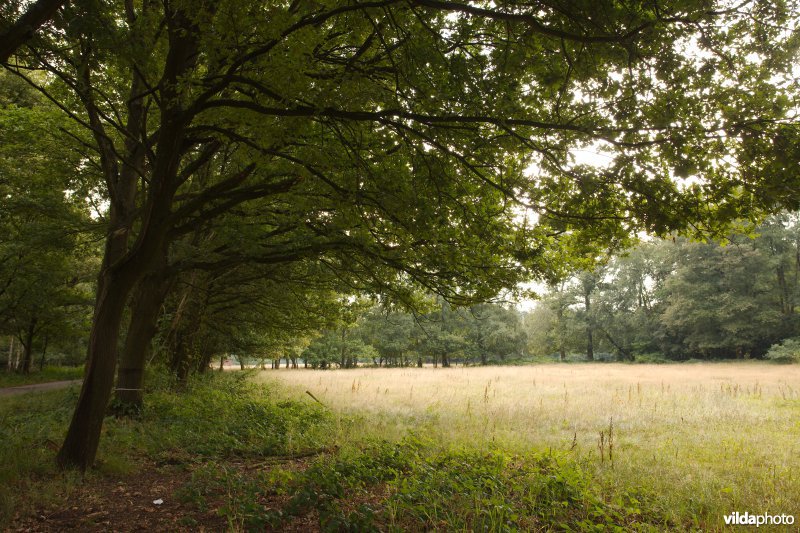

257,362,800,527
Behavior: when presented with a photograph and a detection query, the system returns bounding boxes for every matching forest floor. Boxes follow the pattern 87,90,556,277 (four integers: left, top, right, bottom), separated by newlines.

10,458,320,532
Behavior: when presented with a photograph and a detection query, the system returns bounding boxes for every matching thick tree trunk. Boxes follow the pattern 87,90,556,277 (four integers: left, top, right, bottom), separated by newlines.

56,0,205,471
57,268,138,470
114,267,172,414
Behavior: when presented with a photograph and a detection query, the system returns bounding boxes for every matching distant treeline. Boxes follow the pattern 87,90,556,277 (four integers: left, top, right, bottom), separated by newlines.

529,213,799,361
289,214,800,367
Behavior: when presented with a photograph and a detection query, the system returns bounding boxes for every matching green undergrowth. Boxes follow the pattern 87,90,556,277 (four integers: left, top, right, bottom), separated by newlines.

0,365,84,387
134,371,332,461
179,436,666,532
0,371,687,531
0,371,331,526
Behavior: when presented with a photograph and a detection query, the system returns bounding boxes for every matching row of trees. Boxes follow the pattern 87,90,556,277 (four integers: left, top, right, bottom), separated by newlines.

301,299,526,368
4,208,797,375
274,215,800,368
0,72,97,373
531,214,800,360
2,0,800,471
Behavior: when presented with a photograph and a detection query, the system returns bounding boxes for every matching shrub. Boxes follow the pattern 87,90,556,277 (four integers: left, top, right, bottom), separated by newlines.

765,338,800,363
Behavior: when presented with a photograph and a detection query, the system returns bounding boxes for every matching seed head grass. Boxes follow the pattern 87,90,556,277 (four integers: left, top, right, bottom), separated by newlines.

257,362,800,528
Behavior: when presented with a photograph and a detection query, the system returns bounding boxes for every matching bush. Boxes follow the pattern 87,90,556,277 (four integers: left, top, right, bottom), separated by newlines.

765,338,800,363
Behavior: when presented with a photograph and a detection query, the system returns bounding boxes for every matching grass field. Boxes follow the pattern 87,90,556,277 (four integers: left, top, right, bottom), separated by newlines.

3,363,798,531
258,362,800,530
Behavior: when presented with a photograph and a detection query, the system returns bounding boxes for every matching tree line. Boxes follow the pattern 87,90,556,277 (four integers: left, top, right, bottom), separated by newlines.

529,214,800,361
265,214,796,367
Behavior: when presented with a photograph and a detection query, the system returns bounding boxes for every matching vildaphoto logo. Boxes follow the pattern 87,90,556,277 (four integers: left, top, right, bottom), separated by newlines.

724,512,795,527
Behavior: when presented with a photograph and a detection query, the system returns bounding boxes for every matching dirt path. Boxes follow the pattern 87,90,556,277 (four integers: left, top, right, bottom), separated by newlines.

0,379,81,397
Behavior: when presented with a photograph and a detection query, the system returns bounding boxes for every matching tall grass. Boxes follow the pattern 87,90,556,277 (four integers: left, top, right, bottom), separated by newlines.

257,362,800,529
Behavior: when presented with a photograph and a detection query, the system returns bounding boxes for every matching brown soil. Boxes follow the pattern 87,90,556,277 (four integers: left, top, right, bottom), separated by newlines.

7,459,320,533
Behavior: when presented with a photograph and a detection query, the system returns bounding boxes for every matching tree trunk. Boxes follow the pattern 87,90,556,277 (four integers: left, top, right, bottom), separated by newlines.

38,334,49,371
166,275,197,381
584,291,594,361
20,317,37,374
114,267,172,414
57,268,138,470
340,328,347,368
7,336,15,371
171,331,194,385
600,327,632,361
57,0,205,470
11,342,21,371
556,304,566,361
195,345,214,373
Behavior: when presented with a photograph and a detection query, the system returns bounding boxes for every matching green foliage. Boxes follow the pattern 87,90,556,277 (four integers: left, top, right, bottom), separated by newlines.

185,437,660,532
0,386,81,523
0,73,98,369
356,301,529,367
0,371,333,526
527,214,800,361
138,372,332,458
766,337,800,363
